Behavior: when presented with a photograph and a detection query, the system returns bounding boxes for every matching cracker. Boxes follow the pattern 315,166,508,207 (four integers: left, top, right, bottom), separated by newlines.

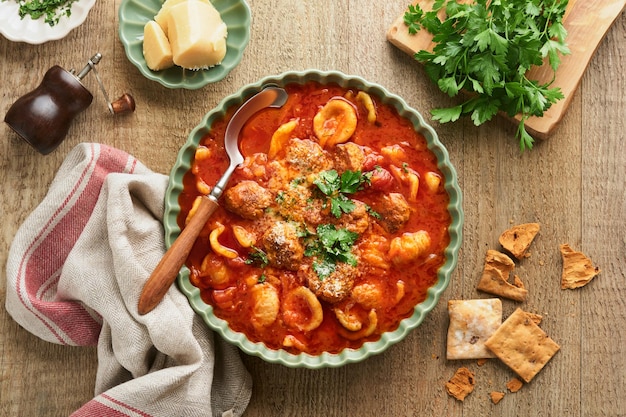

446,298,502,360
499,222,540,259
445,367,475,401
476,250,528,302
490,391,505,404
485,308,560,383
560,243,601,289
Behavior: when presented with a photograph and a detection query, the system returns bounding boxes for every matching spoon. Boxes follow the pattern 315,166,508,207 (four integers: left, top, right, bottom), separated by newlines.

138,86,289,315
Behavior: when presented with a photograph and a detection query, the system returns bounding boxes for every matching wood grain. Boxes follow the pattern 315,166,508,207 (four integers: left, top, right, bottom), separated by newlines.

387,0,626,139
1,1,625,416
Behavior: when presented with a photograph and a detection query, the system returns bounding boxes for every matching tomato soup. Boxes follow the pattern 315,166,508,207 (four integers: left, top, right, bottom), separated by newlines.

178,82,452,355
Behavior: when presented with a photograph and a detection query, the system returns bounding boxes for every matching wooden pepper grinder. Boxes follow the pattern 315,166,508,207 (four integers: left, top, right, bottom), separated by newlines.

4,53,135,155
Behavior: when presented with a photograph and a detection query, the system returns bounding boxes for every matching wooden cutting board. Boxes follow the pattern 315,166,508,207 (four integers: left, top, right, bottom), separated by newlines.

387,0,625,139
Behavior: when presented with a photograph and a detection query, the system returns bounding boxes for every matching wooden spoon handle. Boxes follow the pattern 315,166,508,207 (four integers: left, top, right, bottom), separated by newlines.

138,196,218,315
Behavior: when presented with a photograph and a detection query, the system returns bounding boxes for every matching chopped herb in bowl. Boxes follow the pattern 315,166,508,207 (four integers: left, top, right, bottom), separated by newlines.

9,0,77,26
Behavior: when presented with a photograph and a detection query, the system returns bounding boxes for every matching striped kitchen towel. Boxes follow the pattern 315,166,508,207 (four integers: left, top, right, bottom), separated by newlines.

5,143,252,417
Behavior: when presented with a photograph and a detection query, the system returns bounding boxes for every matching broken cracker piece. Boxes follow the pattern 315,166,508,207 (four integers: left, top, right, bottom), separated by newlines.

445,367,476,401
499,223,540,259
490,391,505,404
485,308,560,383
446,298,503,360
477,250,528,302
506,377,524,393
560,243,601,289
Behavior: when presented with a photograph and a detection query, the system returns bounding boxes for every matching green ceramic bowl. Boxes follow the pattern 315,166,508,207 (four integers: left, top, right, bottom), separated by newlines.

164,70,463,367
118,0,250,89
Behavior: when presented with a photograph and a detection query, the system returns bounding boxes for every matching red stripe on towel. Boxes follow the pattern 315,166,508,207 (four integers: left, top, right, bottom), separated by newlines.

72,394,154,417
71,400,136,417
101,394,153,417
16,144,137,346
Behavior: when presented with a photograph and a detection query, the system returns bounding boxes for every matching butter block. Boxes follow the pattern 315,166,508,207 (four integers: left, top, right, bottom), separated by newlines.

143,20,174,71
167,0,228,70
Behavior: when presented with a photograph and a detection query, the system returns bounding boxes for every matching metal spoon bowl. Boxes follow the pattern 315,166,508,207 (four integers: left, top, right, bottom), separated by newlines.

138,86,288,315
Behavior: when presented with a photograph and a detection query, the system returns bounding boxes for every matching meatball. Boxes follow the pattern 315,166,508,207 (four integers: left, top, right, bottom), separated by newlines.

333,142,365,173
223,180,272,220
332,199,370,234
266,160,290,193
302,262,359,304
261,221,304,271
375,192,411,233
285,139,331,175
274,186,311,222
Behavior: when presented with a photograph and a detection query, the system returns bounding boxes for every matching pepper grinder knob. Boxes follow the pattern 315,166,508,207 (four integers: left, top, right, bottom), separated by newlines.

111,93,136,115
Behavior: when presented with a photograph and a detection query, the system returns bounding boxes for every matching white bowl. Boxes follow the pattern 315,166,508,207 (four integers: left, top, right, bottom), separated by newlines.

0,0,96,44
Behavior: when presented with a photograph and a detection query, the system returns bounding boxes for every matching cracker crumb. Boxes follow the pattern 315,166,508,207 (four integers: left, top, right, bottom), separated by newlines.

490,391,505,404
477,358,488,366
445,367,476,401
506,377,524,393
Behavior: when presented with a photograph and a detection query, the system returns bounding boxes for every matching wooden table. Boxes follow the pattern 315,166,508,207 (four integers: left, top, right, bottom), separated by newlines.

1,1,624,416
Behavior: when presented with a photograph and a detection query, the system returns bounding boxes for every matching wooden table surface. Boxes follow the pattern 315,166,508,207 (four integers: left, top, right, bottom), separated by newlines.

1,1,625,416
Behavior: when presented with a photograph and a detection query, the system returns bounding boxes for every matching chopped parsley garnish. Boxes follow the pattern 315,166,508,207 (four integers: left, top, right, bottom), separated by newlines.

15,0,77,26
245,246,269,268
404,0,570,151
305,224,358,279
275,191,286,204
365,204,380,219
313,169,372,218
290,177,306,188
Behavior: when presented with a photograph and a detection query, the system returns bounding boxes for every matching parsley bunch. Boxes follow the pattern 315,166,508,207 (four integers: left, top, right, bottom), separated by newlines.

313,169,371,217
15,0,77,26
404,0,570,150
